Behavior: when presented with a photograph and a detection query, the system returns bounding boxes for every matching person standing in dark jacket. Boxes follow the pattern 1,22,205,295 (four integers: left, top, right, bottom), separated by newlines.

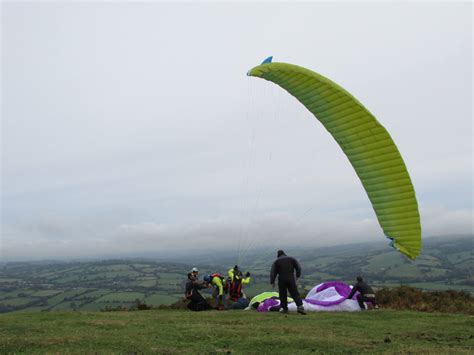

347,276,378,310
270,250,306,315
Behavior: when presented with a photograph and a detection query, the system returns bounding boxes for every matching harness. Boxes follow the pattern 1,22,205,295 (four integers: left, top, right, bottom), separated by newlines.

229,278,243,300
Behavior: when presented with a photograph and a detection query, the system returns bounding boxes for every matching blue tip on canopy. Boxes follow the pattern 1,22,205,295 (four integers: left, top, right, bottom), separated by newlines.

261,56,273,64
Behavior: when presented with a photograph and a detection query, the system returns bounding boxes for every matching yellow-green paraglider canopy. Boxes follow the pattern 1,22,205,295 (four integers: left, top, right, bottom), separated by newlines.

249,292,293,308
247,58,421,259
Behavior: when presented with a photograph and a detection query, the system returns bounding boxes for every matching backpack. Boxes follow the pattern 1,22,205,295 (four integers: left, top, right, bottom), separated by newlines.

211,273,229,293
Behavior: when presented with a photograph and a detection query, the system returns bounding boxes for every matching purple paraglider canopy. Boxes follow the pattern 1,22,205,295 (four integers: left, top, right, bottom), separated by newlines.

254,281,361,312
304,281,358,307
257,298,279,312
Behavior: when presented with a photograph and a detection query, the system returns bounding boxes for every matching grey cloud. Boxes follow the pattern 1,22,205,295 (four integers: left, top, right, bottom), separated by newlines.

1,2,472,260
2,206,472,261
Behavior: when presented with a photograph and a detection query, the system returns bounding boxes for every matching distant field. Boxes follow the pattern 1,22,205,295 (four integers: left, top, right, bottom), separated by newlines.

0,278,20,283
1,237,472,314
96,292,144,303
76,289,113,299
242,283,270,296
30,290,62,297
2,297,37,307
145,293,179,306
136,279,156,287
305,270,338,281
11,306,49,313
0,310,472,353
47,290,88,306
92,265,133,272
363,253,404,272
385,264,424,278
79,302,115,311
50,302,77,311
455,259,474,270
409,282,474,292
0,290,34,299
448,252,472,264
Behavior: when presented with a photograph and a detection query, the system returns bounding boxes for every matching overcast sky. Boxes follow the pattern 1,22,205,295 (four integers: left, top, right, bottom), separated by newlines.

1,1,472,262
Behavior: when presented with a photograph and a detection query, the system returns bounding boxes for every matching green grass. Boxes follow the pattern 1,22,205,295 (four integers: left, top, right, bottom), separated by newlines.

0,310,472,353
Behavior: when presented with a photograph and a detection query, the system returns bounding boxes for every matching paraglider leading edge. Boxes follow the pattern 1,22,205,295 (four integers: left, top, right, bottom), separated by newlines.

246,58,422,259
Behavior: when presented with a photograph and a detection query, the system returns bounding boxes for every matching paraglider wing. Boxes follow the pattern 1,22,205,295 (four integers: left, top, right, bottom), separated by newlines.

247,61,421,259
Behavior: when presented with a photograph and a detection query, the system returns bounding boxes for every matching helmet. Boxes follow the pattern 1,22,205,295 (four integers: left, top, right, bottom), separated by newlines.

203,275,211,283
192,267,199,272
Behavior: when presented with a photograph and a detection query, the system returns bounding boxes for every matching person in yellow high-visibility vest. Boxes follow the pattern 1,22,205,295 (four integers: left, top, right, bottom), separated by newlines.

228,265,251,301
203,273,226,310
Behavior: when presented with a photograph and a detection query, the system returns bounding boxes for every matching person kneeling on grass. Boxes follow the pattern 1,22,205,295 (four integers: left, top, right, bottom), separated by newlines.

347,276,378,310
185,272,212,311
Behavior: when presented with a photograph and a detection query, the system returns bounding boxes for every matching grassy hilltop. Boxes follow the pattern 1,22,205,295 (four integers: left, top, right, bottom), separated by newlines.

0,309,473,353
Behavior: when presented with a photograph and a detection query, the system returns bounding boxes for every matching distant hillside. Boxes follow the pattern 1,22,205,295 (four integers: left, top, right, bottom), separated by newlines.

232,235,473,295
180,235,473,296
0,260,198,313
0,235,472,313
